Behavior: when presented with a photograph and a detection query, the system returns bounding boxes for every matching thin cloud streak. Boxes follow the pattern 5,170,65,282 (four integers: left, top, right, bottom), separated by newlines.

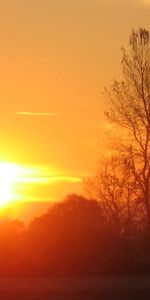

16,112,62,117
16,176,83,184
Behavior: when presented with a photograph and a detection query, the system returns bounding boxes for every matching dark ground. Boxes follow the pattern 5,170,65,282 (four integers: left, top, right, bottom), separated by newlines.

0,290,150,300
0,277,150,299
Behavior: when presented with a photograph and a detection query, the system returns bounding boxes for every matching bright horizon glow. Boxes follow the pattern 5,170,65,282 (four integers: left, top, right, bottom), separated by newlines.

0,163,22,206
0,162,83,206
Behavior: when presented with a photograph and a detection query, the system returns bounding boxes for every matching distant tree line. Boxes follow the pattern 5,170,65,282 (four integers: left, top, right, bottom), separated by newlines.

0,193,149,277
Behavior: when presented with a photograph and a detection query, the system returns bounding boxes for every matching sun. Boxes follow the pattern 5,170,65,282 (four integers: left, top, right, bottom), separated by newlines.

0,163,21,206
0,162,51,206
0,162,36,206
0,161,70,206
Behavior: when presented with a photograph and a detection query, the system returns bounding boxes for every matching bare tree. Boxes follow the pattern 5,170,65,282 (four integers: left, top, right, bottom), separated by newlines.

85,156,141,238
105,28,150,230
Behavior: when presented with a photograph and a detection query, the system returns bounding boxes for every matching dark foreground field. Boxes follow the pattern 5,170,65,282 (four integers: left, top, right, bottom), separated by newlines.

0,277,150,299
1,290,150,300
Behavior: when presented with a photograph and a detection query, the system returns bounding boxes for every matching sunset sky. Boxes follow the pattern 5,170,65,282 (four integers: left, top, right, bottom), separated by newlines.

0,0,150,204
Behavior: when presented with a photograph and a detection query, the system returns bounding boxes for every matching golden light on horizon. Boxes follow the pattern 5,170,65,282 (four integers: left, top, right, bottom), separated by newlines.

0,162,36,206
0,163,20,206
0,162,47,206
0,162,83,206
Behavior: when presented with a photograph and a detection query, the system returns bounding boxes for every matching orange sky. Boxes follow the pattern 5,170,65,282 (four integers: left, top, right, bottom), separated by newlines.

0,0,150,202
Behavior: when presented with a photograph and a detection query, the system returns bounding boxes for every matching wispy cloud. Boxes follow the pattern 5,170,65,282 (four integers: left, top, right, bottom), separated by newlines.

48,176,83,184
9,164,83,185
16,112,62,117
16,175,83,184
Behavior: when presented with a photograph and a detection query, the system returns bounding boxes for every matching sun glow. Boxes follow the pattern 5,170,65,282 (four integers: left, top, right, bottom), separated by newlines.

0,162,53,206
0,162,83,206
0,162,45,206
0,163,23,206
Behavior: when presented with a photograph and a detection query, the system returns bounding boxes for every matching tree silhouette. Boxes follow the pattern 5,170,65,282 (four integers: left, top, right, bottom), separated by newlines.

85,156,141,239
105,28,150,230
24,195,116,275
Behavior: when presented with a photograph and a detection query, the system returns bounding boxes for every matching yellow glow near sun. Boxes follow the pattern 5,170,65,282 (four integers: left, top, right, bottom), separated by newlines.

0,163,22,206
0,162,41,206
0,162,52,206
0,162,82,206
